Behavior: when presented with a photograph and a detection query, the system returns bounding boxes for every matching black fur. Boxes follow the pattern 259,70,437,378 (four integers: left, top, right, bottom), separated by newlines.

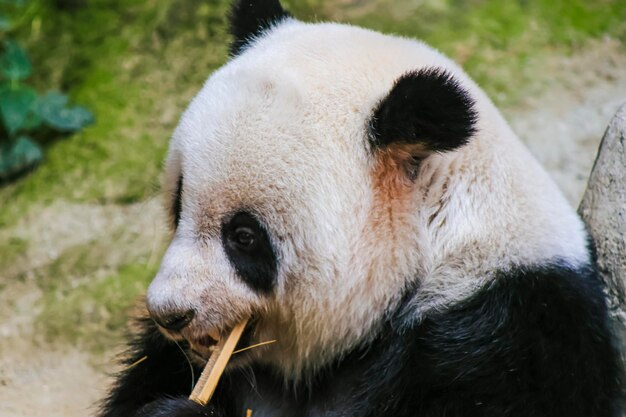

99,317,202,417
172,175,183,228
380,263,624,417
221,211,278,293
136,397,216,417
99,262,623,416
229,0,290,56
370,68,478,153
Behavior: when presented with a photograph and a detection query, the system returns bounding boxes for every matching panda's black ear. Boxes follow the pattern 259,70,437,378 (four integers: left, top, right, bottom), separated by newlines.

370,68,478,154
229,0,291,56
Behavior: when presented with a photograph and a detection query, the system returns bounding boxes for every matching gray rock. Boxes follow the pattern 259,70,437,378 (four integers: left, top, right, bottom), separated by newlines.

578,103,626,344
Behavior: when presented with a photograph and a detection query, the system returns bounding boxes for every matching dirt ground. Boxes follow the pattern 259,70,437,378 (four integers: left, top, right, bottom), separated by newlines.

1,40,625,417
0,199,165,417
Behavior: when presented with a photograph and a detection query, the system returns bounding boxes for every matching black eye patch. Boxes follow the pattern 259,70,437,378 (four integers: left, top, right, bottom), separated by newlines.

221,211,277,293
172,175,183,228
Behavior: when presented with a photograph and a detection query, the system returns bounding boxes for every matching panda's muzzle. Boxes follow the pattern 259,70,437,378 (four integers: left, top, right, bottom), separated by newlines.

151,307,220,345
153,309,196,332
152,309,223,360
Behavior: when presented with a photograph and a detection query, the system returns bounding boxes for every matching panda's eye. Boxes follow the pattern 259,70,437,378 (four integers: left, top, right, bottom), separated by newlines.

232,226,256,250
221,211,277,293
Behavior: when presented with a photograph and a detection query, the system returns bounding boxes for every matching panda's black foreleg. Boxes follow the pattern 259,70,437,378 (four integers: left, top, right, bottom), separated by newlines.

99,317,207,417
135,397,219,417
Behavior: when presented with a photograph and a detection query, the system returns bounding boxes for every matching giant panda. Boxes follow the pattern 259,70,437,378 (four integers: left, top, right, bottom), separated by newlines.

99,1,623,416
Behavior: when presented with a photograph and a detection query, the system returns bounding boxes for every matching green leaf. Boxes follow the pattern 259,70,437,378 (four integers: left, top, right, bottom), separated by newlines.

0,84,37,135
0,136,43,180
0,0,28,7
0,16,11,31
0,40,32,81
20,102,41,130
39,91,94,132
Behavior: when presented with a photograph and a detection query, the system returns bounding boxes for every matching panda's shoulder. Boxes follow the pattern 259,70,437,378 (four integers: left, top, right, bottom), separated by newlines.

421,262,610,342
393,262,621,412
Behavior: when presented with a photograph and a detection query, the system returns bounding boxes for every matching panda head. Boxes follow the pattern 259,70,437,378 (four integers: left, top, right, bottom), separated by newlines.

146,0,588,378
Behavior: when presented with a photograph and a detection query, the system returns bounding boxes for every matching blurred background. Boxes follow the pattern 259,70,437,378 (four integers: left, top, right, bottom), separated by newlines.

0,0,625,415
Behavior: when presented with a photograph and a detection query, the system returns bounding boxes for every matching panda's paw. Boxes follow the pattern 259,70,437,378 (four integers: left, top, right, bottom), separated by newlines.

136,397,221,417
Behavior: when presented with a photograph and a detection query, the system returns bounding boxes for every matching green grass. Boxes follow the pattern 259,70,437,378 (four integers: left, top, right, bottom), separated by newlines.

27,228,166,351
1,0,625,350
0,236,28,270
0,0,231,226
37,260,158,352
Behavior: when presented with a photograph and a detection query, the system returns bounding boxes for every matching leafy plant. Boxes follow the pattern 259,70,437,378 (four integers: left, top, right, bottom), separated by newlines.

0,2,94,181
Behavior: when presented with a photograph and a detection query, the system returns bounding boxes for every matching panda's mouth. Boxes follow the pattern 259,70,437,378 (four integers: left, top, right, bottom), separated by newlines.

186,321,256,364
187,329,221,361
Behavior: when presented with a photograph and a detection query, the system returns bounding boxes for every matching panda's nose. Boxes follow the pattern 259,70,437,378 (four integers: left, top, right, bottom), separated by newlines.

153,309,196,332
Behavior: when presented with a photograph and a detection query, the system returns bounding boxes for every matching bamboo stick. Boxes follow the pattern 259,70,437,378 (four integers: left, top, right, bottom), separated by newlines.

189,319,248,405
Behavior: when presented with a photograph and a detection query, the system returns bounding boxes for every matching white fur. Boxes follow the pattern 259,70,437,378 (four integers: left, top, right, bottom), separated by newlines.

147,20,589,379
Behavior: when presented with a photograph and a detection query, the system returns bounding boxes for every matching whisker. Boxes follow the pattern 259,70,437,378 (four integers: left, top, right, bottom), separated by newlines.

242,364,259,396
232,340,277,355
172,338,196,392
123,355,148,371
